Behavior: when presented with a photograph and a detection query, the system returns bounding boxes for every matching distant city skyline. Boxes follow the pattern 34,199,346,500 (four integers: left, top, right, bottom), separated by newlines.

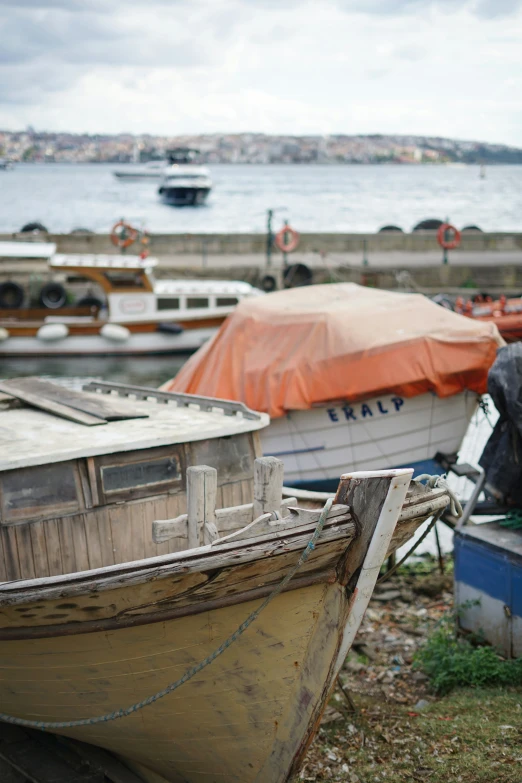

2,129,521,165
1,1,522,145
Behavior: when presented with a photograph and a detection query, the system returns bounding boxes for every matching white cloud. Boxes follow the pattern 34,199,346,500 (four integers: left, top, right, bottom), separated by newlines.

0,0,521,144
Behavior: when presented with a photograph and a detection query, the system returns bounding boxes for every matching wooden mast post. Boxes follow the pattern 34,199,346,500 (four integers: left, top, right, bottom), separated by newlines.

187,466,218,548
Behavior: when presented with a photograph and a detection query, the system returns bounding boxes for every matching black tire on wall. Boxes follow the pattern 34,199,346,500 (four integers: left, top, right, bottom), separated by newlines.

20,222,48,233
283,263,313,288
412,218,444,231
0,281,24,309
39,282,67,309
260,274,277,293
378,225,404,232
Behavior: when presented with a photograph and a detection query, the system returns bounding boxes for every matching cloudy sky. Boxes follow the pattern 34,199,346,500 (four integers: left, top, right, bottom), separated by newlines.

0,0,521,144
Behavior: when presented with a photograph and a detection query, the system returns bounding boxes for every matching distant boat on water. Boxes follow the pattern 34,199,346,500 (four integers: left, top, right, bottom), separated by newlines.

480,164,486,179
158,148,212,207
0,158,13,171
113,160,166,181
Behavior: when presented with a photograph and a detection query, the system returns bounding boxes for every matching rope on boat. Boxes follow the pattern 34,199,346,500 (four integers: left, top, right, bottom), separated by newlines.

378,473,463,584
0,498,334,731
414,473,463,518
377,509,444,584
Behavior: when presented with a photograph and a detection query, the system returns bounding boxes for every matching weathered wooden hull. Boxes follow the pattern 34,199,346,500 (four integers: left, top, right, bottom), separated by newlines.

0,583,345,782
0,470,419,782
283,479,452,558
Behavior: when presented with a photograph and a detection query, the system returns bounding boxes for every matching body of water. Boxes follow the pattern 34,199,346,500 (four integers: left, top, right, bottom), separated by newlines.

0,163,521,234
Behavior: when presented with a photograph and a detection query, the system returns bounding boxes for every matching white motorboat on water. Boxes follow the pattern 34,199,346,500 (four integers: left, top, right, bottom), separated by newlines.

0,254,262,356
113,160,166,181
163,283,503,490
158,148,212,206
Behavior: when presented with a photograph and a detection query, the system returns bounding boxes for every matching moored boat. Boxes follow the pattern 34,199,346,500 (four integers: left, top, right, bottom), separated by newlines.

0,254,261,355
0,378,453,783
158,148,212,207
113,160,167,181
163,283,503,490
455,294,522,343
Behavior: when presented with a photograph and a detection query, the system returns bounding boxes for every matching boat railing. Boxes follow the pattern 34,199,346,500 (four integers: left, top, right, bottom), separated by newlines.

152,456,352,549
82,380,262,420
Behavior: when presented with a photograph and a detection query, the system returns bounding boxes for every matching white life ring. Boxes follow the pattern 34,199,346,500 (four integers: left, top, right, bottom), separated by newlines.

100,323,131,342
0,327,9,342
37,323,69,342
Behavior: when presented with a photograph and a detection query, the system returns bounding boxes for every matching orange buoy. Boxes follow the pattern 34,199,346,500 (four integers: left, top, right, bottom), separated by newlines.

437,223,461,250
110,220,138,249
274,225,299,253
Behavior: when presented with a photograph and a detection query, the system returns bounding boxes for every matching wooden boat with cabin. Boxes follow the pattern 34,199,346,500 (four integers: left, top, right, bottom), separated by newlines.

0,254,261,355
0,378,453,782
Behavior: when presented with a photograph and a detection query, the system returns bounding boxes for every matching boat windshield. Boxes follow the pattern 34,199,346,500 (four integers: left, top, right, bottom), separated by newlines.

166,173,206,180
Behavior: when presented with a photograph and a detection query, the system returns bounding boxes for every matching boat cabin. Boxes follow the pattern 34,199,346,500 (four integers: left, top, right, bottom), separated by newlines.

0,253,261,323
0,379,268,581
48,255,260,322
166,148,201,164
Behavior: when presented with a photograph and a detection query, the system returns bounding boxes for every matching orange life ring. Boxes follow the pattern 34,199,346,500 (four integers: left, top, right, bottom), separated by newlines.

275,225,299,253
437,223,461,250
110,220,138,249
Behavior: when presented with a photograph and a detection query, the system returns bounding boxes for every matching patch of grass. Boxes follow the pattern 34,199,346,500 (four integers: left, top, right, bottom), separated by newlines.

301,689,522,782
414,611,522,694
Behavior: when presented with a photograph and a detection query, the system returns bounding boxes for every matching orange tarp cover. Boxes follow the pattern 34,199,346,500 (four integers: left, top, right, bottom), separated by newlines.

163,284,503,419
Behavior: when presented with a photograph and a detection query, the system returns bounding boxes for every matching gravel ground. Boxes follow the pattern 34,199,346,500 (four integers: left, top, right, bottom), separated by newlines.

297,563,522,783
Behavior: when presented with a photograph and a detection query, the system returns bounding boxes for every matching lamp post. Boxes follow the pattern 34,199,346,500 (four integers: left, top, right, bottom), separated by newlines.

266,207,287,269
266,208,274,269
443,216,450,266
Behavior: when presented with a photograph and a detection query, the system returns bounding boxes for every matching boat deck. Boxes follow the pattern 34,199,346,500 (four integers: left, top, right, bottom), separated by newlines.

0,380,267,471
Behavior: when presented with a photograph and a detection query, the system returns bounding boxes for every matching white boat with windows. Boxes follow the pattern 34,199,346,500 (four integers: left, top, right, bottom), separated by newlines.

158,148,212,206
0,254,262,356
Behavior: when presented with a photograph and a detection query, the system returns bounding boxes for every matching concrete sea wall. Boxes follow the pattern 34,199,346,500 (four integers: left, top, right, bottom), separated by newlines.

2,230,522,255
1,231,521,293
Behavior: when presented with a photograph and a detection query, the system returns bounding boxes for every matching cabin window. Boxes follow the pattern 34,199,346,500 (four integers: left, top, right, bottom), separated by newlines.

216,297,238,307
186,297,209,309
191,434,254,484
104,272,146,289
100,455,182,494
1,463,80,524
157,297,180,310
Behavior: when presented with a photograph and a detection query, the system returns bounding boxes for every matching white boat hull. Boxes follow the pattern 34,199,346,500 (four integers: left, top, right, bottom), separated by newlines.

0,327,216,356
158,186,211,206
262,391,477,490
113,172,162,181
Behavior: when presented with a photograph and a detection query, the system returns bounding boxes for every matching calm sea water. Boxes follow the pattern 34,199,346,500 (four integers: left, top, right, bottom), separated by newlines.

0,163,521,234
